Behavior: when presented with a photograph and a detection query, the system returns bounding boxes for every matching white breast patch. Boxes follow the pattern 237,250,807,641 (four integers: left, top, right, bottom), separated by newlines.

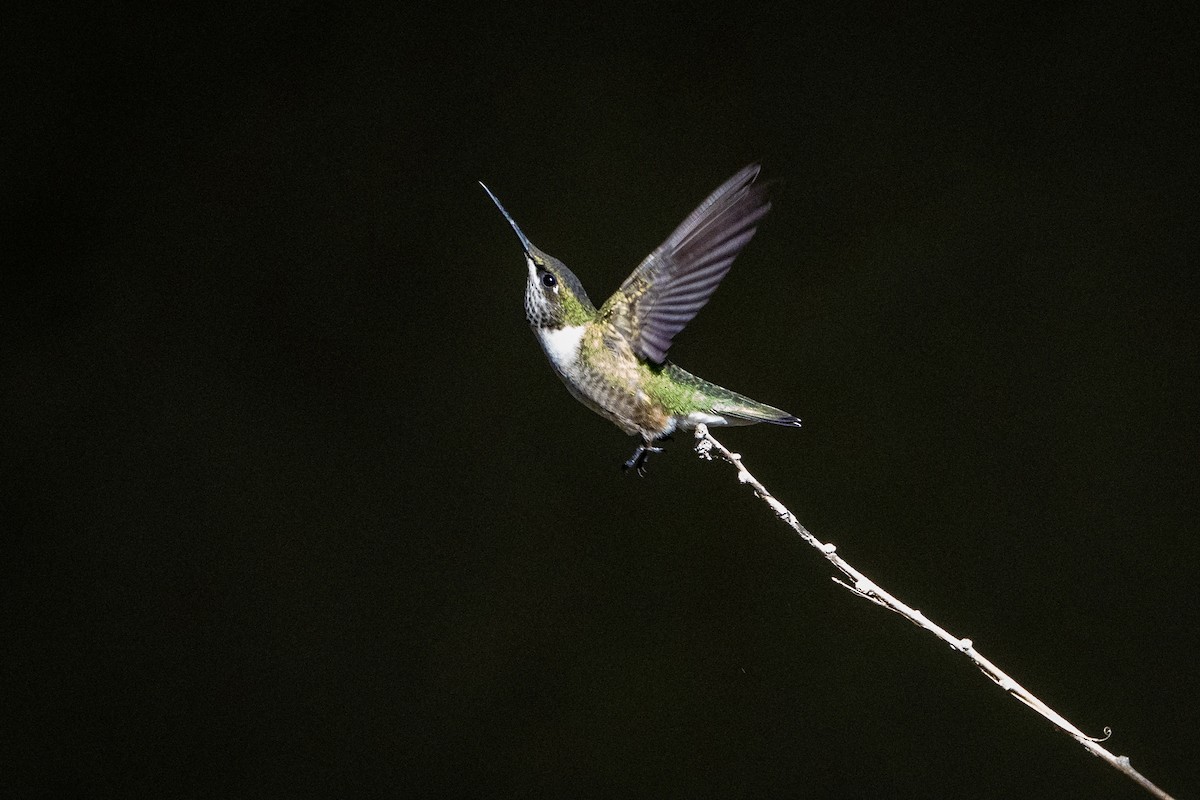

537,325,586,374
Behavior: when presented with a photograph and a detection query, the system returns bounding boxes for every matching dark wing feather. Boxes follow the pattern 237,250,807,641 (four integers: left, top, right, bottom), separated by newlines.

600,164,774,364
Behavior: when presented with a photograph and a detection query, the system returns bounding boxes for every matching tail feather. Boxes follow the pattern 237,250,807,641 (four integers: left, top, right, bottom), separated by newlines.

714,400,802,427
662,363,801,428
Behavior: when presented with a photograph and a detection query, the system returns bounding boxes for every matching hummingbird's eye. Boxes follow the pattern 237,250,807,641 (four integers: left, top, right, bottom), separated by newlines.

540,272,557,289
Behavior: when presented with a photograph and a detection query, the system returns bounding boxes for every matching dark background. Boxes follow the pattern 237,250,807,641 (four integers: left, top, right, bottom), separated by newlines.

5,5,1196,798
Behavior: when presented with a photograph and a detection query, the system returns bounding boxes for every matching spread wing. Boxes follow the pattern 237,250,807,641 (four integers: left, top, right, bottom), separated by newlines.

599,164,774,364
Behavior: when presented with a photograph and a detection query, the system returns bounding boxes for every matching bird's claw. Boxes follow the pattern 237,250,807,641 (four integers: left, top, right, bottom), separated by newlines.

622,443,664,476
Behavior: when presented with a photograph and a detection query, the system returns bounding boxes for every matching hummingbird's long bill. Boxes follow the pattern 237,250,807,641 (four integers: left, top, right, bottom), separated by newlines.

479,182,535,256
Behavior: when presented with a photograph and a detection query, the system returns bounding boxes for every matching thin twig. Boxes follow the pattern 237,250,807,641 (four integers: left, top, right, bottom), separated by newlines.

693,424,1176,800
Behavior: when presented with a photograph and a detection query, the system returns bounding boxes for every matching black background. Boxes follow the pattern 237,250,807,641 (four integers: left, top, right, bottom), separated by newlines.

5,5,1196,798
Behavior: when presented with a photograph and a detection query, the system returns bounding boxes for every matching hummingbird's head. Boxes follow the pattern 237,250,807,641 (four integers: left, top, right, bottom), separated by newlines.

480,182,597,329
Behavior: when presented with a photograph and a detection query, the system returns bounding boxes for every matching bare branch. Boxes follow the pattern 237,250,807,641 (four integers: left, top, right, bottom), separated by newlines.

693,424,1176,800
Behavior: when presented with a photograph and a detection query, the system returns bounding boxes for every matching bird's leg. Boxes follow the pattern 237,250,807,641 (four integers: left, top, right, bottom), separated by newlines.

622,439,665,476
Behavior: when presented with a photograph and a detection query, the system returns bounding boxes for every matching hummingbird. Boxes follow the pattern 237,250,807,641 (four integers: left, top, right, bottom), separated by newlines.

481,164,800,475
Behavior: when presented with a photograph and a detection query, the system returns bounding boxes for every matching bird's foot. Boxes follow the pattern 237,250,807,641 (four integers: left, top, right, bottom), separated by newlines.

622,443,664,477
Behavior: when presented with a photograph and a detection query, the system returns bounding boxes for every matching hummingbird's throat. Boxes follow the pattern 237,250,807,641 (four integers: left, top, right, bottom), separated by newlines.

524,265,563,328
524,280,551,327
